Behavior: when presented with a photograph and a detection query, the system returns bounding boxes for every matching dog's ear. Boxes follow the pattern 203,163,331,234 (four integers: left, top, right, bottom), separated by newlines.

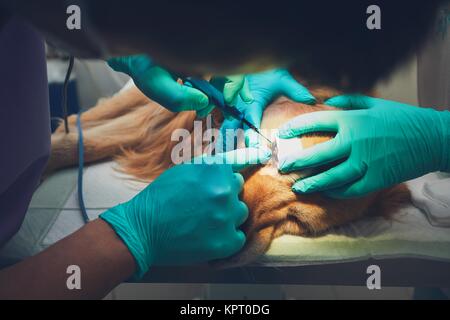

368,184,411,218
211,226,276,269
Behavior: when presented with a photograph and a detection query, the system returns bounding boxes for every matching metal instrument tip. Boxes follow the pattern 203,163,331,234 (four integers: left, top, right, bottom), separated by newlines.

242,119,272,145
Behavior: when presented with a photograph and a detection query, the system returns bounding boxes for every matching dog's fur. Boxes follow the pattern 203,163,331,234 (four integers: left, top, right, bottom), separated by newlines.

48,83,410,267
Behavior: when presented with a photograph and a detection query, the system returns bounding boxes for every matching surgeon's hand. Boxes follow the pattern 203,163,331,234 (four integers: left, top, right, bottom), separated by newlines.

218,69,316,150
100,148,271,279
278,95,450,198
107,55,251,117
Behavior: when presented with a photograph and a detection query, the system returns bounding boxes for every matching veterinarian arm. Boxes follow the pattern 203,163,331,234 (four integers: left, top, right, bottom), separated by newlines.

218,69,316,149
108,55,253,117
0,149,270,299
0,219,135,299
278,95,450,198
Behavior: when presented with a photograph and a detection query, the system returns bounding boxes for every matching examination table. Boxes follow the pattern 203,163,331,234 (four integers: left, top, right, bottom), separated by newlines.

1,161,449,287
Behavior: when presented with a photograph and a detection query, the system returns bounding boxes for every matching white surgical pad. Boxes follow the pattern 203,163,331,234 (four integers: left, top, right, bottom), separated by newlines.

412,175,450,227
272,135,303,169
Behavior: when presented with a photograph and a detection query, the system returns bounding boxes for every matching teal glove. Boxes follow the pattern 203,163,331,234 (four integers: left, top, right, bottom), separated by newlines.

211,74,254,107
217,69,316,151
107,55,252,117
100,148,271,279
278,95,450,198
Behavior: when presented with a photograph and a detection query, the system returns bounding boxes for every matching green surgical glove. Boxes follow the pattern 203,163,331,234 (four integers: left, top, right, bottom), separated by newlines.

100,148,271,279
218,69,316,150
107,55,251,117
278,95,450,199
210,74,254,106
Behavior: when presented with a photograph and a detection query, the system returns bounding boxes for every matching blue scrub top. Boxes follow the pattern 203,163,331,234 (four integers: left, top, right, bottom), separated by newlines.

0,15,50,246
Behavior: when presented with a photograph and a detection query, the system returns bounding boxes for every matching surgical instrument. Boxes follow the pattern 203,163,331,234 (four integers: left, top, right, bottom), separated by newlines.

183,77,272,144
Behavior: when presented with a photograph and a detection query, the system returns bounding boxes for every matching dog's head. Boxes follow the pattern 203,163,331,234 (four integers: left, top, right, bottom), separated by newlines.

213,91,410,268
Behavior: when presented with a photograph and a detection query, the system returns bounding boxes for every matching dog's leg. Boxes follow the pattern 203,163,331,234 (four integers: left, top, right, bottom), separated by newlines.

54,86,150,133
46,107,150,175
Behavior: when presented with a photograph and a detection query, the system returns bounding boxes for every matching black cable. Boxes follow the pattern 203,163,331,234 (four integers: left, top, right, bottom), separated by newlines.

62,55,75,134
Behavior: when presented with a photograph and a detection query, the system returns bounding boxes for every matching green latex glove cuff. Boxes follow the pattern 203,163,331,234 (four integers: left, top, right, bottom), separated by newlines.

100,206,152,280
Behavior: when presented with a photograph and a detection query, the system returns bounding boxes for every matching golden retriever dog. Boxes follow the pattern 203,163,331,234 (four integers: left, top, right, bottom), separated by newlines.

47,81,410,267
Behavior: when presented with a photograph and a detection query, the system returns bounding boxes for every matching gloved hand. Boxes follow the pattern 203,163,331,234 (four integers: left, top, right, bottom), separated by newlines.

100,148,271,279
107,55,252,117
217,69,316,150
278,95,450,198
210,74,254,107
